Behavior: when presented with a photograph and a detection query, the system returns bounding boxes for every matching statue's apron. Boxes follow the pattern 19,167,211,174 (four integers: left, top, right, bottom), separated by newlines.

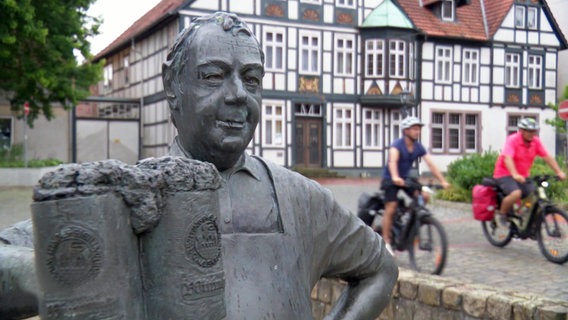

221,158,314,319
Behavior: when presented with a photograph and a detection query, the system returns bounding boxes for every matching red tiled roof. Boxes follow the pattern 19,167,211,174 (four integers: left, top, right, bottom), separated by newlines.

396,0,514,41
93,0,186,61
485,0,514,37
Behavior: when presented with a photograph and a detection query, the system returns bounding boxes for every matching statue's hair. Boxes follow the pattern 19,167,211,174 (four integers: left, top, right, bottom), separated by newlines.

162,12,265,111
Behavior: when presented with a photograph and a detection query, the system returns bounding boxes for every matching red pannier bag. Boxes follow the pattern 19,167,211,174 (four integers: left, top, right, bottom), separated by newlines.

472,184,497,221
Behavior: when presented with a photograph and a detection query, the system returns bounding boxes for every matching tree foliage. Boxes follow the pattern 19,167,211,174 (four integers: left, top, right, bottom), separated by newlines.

0,0,103,126
544,85,568,134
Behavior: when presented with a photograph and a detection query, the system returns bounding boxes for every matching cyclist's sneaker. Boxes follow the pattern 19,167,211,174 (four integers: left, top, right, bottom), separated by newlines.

496,213,509,227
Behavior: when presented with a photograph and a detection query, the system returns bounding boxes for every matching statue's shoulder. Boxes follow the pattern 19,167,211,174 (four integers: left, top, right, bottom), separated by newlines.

251,155,321,189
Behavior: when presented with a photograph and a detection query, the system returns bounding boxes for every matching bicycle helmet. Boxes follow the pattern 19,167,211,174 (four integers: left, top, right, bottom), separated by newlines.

518,118,539,131
401,116,424,129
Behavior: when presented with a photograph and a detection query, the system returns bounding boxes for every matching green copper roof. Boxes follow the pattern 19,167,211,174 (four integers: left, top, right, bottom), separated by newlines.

361,0,414,29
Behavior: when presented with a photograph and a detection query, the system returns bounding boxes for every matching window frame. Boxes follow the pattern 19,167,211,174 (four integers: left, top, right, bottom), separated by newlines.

462,49,479,86
263,27,286,72
333,105,353,149
103,64,113,89
301,0,321,4
515,5,526,28
391,110,401,141
430,111,481,154
505,52,521,88
389,39,406,79
441,0,454,22
335,34,355,76
435,46,453,84
262,101,286,147
336,0,355,9
527,54,543,90
362,108,382,149
527,6,538,30
365,39,385,77
299,30,321,75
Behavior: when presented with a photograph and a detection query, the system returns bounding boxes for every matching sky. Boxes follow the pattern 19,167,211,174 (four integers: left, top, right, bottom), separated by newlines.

87,0,161,56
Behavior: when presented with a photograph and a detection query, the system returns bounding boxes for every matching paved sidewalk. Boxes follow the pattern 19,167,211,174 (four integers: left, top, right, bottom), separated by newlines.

315,177,568,302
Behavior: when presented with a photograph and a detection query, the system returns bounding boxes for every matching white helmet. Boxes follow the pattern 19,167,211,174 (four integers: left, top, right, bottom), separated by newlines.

401,116,424,129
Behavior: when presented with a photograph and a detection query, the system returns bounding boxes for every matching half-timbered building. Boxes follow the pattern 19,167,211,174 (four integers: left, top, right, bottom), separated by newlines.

91,0,567,174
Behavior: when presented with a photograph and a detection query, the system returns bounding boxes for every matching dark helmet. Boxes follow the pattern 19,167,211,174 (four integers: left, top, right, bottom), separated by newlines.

518,118,539,131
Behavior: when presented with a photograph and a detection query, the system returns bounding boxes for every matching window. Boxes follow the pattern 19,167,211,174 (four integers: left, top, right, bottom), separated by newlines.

295,103,322,116
409,42,414,80
505,53,521,88
448,114,461,152
365,39,384,77
363,109,381,148
0,117,12,150
299,31,320,74
336,0,355,8
123,57,129,85
301,0,321,3
391,111,401,141
435,46,452,83
463,49,479,85
431,113,445,152
528,55,542,89
389,40,405,78
515,6,526,28
263,102,285,146
527,7,538,30
507,114,538,135
465,114,478,152
104,64,113,89
335,35,354,76
431,112,479,153
441,0,454,21
264,28,285,72
334,106,353,148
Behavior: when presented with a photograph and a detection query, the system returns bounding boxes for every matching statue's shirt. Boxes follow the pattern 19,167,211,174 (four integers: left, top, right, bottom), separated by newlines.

169,136,386,319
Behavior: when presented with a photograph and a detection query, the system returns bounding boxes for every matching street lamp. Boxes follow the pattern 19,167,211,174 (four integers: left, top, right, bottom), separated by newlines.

400,89,411,118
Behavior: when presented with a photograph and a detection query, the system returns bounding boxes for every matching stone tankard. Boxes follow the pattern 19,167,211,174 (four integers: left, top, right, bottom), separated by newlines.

31,157,225,319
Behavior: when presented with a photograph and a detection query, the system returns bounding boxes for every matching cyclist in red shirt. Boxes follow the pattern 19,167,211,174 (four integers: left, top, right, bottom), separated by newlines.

493,118,566,225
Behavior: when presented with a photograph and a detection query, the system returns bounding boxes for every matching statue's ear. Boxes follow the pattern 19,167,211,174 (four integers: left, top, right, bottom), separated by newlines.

163,62,179,112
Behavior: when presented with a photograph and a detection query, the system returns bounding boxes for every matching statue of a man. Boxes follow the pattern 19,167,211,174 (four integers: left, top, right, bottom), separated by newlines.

162,12,398,319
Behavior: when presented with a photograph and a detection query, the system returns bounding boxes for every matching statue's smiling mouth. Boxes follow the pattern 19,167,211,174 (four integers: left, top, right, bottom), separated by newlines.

217,120,245,129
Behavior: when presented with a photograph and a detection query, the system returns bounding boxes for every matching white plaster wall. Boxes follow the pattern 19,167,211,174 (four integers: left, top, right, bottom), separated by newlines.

548,0,568,98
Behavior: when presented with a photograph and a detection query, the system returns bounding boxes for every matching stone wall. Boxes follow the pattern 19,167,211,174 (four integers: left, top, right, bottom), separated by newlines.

311,269,568,320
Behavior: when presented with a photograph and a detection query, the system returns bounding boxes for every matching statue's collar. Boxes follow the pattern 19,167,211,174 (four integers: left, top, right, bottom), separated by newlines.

169,136,260,181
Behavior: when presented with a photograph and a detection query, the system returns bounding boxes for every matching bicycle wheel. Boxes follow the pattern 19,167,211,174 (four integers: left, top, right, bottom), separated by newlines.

481,217,512,247
408,215,448,275
537,207,568,264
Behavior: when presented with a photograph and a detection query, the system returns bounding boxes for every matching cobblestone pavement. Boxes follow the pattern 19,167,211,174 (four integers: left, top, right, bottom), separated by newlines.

315,177,568,303
2,178,567,306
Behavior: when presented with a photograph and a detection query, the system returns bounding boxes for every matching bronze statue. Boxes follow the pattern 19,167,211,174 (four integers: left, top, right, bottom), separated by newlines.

0,11,397,320
163,12,398,319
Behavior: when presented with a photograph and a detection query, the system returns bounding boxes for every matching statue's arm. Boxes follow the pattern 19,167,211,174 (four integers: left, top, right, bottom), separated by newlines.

314,191,398,320
324,250,397,320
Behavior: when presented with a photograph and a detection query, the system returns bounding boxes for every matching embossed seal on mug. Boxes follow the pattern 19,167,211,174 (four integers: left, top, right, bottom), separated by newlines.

46,225,102,286
186,215,221,268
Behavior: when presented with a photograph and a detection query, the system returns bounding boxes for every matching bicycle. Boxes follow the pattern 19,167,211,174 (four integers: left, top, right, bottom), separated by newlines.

480,174,568,264
357,177,448,275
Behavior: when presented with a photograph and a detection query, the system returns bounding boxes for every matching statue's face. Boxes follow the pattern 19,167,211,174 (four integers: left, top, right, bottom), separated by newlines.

173,24,263,170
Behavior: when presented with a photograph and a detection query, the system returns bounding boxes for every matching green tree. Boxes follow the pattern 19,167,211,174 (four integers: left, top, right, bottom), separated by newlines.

0,0,103,126
544,85,568,134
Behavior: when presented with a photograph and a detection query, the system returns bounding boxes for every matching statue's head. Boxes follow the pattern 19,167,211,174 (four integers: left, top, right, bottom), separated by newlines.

163,12,265,171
